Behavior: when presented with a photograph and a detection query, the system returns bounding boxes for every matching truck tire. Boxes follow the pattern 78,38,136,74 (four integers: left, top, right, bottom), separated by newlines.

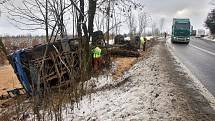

171,39,175,44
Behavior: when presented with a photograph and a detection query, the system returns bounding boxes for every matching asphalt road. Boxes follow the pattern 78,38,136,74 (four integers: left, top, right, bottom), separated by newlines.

168,37,215,96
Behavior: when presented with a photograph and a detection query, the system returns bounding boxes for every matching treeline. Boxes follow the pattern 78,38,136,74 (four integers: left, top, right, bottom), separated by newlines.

205,1,215,37
205,9,215,36
0,36,45,66
2,36,45,52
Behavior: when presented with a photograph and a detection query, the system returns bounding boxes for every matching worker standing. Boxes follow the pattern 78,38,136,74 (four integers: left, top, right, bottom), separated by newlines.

92,46,102,72
140,36,146,51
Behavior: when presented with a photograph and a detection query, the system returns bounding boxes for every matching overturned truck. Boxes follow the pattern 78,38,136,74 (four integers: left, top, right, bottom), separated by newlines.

9,38,85,95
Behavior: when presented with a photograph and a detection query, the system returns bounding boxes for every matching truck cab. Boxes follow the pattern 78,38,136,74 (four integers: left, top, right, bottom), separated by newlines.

171,18,191,44
196,29,205,38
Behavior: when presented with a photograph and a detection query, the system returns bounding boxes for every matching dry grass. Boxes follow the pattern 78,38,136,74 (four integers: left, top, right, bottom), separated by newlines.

112,57,137,80
0,65,22,96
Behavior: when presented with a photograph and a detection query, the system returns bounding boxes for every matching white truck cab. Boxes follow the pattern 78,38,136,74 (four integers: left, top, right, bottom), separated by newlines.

196,29,205,38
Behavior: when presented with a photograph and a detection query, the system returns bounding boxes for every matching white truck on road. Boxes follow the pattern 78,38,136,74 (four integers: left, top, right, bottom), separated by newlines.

196,29,205,38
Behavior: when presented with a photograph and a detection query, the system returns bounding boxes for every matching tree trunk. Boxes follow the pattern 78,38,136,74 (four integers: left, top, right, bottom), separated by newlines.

88,0,97,38
45,0,49,42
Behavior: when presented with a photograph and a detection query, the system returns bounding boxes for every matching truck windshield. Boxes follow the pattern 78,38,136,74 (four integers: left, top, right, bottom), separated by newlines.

175,23,190,30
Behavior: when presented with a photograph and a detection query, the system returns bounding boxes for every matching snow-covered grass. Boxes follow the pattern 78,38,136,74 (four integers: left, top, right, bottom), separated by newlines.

62,60,169,121
145,36,154,40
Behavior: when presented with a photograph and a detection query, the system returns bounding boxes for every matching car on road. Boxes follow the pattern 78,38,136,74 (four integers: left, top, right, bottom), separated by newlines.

171,18,191,44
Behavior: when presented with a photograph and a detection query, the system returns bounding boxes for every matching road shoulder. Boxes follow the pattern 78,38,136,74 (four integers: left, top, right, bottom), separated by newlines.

166,38,215,110
165,39,215,120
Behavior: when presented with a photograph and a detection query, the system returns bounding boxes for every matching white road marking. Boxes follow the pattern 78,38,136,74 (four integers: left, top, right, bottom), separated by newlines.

190,44,215,56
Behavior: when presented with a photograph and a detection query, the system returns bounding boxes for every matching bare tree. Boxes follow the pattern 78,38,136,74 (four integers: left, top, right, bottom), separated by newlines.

88,0,97,37
159,18,165,34
0,0,10,17
151,22,157,36
0,0,10,4
138,12,149,36
128,12,136,36
94,0,144,38
2,0,147,120
6,0,72,42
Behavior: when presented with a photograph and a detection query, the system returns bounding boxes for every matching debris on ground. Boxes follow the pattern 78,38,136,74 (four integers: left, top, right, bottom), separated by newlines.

112,57,137,80
111,49,140,57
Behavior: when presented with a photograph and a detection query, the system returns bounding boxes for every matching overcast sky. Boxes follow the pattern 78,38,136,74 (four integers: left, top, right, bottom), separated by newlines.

143,0,213,33
0,0,214,36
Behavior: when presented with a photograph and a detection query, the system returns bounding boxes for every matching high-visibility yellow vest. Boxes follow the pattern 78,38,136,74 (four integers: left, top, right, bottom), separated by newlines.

92,47,102,58
140,37,145,44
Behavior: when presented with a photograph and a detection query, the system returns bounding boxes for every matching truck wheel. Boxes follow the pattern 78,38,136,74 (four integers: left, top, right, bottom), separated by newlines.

171,40,175,44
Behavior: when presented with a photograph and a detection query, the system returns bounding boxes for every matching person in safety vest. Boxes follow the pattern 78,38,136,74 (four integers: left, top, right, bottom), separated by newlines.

92,46,102,71
140,36,146,51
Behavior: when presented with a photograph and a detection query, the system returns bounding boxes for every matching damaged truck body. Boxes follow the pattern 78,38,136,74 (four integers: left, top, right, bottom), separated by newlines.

9,38,82,95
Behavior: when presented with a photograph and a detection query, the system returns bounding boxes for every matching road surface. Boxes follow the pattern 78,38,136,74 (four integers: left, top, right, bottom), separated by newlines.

168,37,215,96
